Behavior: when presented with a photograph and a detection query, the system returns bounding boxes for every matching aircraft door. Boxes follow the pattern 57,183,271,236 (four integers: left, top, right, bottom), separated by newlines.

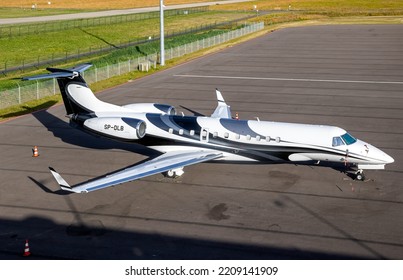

200,128,209,142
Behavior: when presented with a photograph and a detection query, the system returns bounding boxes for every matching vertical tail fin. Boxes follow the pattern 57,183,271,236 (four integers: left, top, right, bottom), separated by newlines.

22,64,93,115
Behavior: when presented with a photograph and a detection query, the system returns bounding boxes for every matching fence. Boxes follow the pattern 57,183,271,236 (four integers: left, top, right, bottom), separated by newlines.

0,7,209,38
1,14,257,74
0,22,264,110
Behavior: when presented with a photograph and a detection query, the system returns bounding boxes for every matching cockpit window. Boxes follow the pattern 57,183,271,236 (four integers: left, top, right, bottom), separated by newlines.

332,136,345,147
341,133,357,145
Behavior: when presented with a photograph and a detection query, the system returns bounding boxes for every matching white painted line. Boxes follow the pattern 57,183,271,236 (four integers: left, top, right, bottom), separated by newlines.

174,74,403,85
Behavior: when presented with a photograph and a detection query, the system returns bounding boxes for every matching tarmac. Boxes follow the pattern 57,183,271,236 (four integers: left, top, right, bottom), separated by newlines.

0,24,402,259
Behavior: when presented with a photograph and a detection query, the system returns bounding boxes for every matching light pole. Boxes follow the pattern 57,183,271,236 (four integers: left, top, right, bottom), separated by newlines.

160,0,165,66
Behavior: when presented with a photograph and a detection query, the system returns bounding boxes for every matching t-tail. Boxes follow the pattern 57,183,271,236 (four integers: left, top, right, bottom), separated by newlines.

22,63,105,116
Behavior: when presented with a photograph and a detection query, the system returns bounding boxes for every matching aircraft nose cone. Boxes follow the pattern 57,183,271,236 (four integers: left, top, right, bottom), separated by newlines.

384,153,394,164
373,147,394,164
362,141,394,165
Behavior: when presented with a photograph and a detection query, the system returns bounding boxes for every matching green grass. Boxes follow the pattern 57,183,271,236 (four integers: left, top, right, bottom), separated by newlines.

0,11,252,72
212,0,403,13
0,23,253,120
94,28,237,67
0,7,93,18
1,0,403,119
0,25,242,92
0,95,60,120
0,7,209,37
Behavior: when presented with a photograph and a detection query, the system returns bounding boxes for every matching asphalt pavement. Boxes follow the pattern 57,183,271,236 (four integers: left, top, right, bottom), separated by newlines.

0,24,402,259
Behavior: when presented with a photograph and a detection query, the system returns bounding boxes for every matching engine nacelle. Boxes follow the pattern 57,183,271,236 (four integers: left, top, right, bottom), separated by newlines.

84,117,146,140
122,103,176,115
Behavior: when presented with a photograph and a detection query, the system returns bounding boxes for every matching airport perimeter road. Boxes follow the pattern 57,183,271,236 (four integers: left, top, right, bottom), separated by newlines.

0,24,402,260
0,0,251,25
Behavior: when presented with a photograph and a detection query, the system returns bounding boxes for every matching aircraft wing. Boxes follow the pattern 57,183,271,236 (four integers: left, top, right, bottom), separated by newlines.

49,150,223,193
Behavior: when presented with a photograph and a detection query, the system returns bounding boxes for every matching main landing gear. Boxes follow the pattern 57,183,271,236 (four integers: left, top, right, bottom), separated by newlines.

164,167,184,178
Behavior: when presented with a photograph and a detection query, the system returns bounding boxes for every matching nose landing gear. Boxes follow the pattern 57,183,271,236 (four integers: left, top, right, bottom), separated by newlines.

355,170,365,181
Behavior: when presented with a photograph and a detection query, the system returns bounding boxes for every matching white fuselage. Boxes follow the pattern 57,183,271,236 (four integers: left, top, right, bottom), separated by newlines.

91,110,394,169
66,83,394,170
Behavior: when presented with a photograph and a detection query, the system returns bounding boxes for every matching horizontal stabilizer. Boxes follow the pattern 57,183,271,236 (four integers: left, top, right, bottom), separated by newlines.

22,71,76,81
22,63,92,81
48,63,93,74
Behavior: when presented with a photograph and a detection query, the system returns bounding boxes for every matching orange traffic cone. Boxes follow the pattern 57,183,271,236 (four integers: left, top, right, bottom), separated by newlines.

235,112,239,120
23,239,31,257
32,146,39,157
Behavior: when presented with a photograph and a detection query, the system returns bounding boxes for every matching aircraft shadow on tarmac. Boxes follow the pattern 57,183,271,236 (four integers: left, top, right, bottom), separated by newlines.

32,109,159,157
0,215,375,260
29,109,161,195
28,176,71,195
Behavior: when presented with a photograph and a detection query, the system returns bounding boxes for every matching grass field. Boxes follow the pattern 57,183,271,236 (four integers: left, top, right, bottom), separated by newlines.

0,0,213,10
211,0,403,12
0,11,251,71
2,0,403,17
0,0,219,18
0,7,94,18
1,0,403,118
5,0,398,13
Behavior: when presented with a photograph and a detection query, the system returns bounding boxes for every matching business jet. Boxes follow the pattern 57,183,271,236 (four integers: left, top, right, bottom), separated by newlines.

23,64,394,193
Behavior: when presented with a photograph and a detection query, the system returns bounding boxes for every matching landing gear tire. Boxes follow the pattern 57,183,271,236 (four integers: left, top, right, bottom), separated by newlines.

165,170,176,178
164,168,184,178
355,170,365,181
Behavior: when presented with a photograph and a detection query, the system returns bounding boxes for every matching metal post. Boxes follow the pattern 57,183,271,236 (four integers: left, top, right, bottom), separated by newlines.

18,83,21,104
160,0,165,66
95,66,98,82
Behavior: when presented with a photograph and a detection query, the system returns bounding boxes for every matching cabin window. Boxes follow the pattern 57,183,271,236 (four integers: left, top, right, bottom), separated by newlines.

256,135,261,141
332,136,345,147
266,136,271,142
224,132,229,138
341,133,357,145
213,132,218,138
169,128,174,134
190,130,195,136
179,129,184,135
275,137,281,143
246,135,251,140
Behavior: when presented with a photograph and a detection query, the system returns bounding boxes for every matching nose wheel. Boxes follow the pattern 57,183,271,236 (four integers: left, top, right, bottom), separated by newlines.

355,170,365,181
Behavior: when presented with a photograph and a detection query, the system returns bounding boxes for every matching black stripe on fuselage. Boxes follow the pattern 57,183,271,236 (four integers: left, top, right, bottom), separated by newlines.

143,114,365,162
219,119,262,138
137,133,359,163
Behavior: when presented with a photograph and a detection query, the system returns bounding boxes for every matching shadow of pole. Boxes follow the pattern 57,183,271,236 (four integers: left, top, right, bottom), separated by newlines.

284,195,386,259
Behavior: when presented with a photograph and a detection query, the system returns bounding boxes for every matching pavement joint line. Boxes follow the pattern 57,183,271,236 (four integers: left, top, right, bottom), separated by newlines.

174,74,403,85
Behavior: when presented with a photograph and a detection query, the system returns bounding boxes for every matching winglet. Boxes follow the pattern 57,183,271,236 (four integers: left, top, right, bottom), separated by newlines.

211,89,232,118
216,88,226,104
49,167,75,192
